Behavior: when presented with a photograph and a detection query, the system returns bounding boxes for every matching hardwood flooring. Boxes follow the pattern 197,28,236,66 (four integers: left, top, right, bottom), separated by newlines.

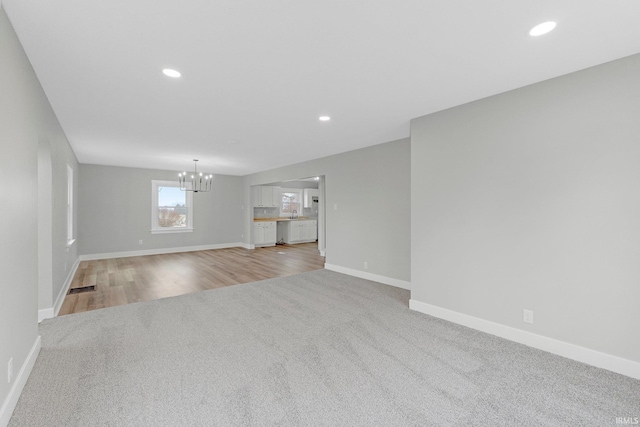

59,243,325,316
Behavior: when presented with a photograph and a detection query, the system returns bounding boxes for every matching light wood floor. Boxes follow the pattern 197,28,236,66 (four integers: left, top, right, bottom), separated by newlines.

59,243,325,316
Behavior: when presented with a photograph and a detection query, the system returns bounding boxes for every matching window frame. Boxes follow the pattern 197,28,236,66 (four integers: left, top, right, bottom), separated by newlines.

279,188,303,217
151,180,194,234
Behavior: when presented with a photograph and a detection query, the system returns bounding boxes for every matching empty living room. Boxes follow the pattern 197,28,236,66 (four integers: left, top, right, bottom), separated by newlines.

1,1,639,426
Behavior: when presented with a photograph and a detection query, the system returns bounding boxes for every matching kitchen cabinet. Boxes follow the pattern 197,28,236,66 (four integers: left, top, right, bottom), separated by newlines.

253,221,276,246
252,186,281,208
280,220,317,244
303,188,319,208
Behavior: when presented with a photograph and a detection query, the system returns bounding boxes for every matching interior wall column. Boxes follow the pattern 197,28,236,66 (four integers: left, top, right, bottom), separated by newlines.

37,136,53,318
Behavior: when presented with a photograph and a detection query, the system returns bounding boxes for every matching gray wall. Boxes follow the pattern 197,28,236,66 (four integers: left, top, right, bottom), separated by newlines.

411,53,640,363
78,164,244,256
243,138,411,282
266,180,319,189
49,116,79,307
36,109,79,313
0,5,77,416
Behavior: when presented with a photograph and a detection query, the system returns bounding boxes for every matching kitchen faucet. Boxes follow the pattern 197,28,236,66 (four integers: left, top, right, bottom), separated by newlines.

290,209,298,219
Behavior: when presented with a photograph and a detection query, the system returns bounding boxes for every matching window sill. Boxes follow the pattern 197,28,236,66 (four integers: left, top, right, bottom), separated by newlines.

151,228,194,235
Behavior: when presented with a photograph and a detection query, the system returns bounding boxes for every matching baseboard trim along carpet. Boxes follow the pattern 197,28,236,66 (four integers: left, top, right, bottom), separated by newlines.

38,257,80,323
79,242,247,261
409,299,640,380
37,308,53,324
0,336,41,427
324,263,411,290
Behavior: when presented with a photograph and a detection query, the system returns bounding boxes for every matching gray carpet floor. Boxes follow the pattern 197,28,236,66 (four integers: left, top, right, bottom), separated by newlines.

9,270,640,426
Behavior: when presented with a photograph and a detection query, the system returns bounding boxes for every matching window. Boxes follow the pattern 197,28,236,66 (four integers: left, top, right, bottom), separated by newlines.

151,180,193,233
280,188,302,217
66,165,75,246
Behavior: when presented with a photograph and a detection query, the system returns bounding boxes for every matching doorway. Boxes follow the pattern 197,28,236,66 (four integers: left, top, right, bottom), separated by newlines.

250,175,326,256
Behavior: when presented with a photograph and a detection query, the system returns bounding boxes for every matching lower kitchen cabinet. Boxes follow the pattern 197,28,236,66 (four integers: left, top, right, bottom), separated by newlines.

253,221,276,247
279,220,317,244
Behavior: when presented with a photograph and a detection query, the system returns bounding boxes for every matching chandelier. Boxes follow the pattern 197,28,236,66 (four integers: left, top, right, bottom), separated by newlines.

178,159,213,193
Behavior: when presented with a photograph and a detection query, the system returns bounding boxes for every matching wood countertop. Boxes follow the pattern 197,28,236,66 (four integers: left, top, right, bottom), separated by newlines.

253,217,314,222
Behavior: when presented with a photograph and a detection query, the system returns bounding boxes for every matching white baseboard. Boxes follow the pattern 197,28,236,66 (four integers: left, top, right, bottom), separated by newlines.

409,299,640,380
79,242,246,261
38,257,80,323
239,243,254,250
325,264,411,290
37,308,53,323
0,336,41,427
55,258,79,317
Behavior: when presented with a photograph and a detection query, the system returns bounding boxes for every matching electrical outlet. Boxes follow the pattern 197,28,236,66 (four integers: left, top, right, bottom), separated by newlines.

139,240,143,245
263,209,266,214
8,358,13,383
364,261,368,270
334,204,338,210
523,309,534,324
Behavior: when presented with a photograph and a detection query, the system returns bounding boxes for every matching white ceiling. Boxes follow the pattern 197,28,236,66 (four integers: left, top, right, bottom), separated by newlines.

4,0,640,176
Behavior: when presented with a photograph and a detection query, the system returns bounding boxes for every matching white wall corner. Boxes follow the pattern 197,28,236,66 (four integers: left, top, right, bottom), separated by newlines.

0,335,41,426
409,299,640,380
325,263,411,291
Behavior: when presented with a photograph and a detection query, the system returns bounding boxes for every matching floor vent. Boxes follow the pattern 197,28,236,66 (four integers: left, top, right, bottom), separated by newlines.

69,285,96,294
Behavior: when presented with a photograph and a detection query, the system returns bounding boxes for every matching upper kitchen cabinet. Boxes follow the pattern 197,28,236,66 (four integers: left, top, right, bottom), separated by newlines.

253,186,281,208
303,188,319,208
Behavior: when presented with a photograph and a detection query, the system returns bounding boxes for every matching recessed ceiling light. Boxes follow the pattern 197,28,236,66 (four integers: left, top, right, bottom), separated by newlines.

529,21,556,37
162,68,181,78
319,116,331,121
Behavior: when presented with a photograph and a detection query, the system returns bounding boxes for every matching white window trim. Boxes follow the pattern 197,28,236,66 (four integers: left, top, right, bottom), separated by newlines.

66,165,75,246
279,188,304,217
151,180,194,234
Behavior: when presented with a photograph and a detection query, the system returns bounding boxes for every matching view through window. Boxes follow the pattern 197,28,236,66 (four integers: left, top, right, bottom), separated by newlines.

158,186,186,227
151,180,193,232
281,189,302,216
